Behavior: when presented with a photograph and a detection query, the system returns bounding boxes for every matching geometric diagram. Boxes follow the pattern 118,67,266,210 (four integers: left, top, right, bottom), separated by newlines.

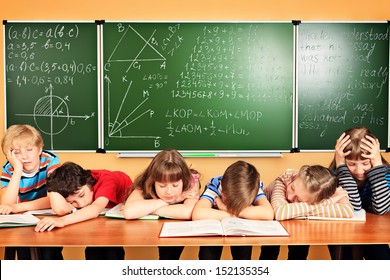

105,24,166,143
105,78,157,141
15,84,95,150
106,24,166,73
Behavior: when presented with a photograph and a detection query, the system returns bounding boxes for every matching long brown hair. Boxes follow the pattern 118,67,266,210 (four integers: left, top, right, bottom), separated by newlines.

132,149,195,199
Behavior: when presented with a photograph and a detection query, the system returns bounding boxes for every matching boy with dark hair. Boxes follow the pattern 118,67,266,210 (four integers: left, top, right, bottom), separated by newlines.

35,161,133,260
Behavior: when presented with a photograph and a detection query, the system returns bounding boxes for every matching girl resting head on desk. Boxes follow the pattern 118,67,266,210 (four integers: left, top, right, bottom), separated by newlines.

122,149,201,260
260,164,354,260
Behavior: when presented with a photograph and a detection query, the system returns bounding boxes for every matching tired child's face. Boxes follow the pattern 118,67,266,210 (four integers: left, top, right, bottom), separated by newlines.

65,185,94,208
345,158,371,182
286,176,312,203
10,138,42,174
155,180,183,204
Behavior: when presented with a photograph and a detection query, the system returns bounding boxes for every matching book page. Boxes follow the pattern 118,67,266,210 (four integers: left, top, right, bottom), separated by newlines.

105,203,159,220
159,220,223,237
221,218,289,236
301,209,366,221
0,213,40,227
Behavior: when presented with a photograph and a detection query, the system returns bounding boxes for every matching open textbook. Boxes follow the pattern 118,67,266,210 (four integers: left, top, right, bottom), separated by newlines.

159,218,290,237
104,203,159,220
295,209,366,221
0,213,40,228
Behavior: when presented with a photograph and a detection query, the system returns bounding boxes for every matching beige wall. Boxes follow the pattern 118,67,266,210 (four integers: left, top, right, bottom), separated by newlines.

1,0,389,260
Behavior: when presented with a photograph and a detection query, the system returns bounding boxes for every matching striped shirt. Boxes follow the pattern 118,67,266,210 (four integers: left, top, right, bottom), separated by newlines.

200,175,265,205
1,150,60,202
336,164,390,215
268,169,354,221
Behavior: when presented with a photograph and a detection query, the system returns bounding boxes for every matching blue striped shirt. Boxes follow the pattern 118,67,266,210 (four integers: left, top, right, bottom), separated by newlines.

1,150,60,202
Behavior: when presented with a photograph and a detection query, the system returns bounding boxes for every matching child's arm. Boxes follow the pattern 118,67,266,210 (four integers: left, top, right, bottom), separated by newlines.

365,165,390,215
334,133,362,210
152,198,198,220
192,197,233,220
122,188,169,219
49,192,75,215
34,197,109,232
272,182,354,220
0,196,51,214
336,165,362,210
238,196,274,220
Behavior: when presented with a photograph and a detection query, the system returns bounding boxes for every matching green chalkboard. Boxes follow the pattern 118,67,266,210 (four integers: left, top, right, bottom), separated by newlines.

4,22,99,151
102,22,294,152
297,23,389,150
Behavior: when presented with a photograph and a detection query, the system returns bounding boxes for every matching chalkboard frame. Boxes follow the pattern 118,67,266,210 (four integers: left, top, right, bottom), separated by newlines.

101,21,295,155
3,20,101,152
3,20,390,156
295,21,390,152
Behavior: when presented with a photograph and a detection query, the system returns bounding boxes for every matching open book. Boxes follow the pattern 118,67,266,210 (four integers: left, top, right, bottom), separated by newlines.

159,218,289,237
0,213,40,228
105,203,159,220
295,209,366,221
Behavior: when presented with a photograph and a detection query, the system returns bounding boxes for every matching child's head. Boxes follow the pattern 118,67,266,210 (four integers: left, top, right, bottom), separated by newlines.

343,127,378,161
220,160,260,217
1,124,44,173
287,165,337,204
330,127,389,181
134,149,193,201
47,162,97,208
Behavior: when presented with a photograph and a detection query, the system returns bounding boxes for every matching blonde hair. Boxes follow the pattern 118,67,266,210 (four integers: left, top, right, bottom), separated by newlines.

221,160,260,216
298,165,338,204
132,149,196,199
1,124,43,155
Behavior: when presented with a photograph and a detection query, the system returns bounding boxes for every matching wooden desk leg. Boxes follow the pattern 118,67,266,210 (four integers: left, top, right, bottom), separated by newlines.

332,245,343,260
30,247,41,260
4,247,17,260
351,245,363,260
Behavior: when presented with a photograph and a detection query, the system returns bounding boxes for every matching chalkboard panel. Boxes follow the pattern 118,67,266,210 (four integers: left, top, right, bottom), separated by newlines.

4,22,99,151
297,23,389,150
102,22,294,152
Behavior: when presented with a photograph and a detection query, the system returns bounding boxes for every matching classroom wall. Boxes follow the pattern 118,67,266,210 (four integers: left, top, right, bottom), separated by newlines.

1,0,389,260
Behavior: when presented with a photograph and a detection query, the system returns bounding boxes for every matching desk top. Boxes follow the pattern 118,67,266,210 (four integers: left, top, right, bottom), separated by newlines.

0,213,389,247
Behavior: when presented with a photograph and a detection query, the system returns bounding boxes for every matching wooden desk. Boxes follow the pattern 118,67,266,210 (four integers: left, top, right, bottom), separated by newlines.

1,213,389,248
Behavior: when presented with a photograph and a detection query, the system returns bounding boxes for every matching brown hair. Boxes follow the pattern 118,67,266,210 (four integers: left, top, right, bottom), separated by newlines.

329,127,389,170
221,160,260,216
1,124,44,155
298,165,338,204
132,149,196,199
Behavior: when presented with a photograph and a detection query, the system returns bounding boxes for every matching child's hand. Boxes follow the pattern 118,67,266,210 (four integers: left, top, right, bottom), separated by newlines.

0,204,14,214
175,188,199,203
6,149,23,172
330,187,349,203
34,217,64,232
214,197,227,211
335,132,351,167
360,135,382,167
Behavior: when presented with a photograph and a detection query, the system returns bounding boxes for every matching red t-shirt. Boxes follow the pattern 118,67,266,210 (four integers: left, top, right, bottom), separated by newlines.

91,170,133,208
